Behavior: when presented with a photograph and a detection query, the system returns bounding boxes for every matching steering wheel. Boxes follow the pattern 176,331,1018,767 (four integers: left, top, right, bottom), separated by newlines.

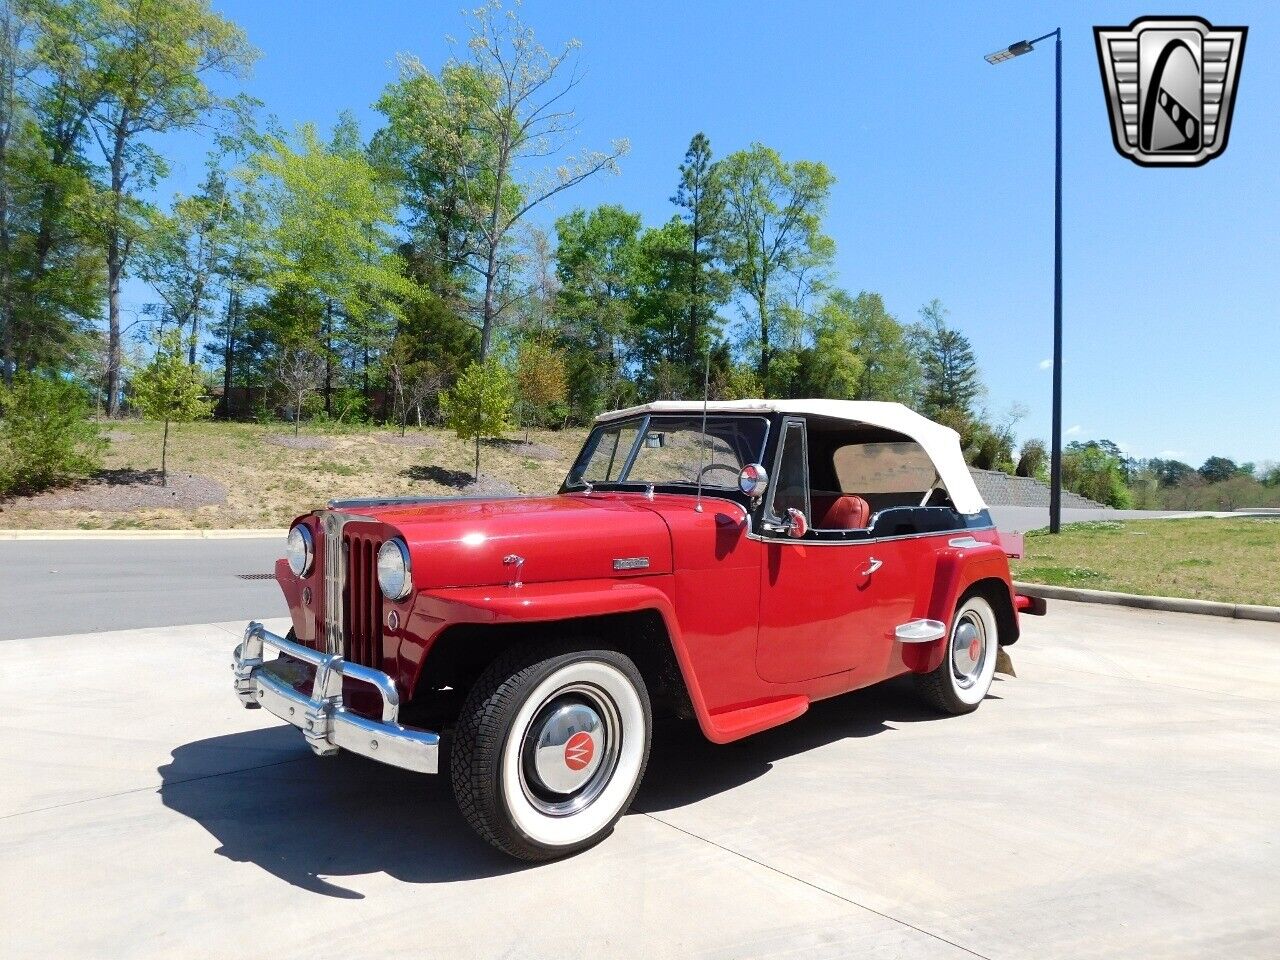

698,462,739,481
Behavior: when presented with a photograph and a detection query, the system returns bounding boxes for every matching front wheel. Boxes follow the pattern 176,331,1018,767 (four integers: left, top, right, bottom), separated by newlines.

915,594,1000,715
450,645,652,861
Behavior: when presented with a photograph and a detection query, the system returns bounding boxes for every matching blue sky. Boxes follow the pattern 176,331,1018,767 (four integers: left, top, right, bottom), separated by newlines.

145,1,1279,468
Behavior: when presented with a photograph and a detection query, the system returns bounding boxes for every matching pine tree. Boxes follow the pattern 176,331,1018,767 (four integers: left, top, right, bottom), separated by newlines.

914,299,981,418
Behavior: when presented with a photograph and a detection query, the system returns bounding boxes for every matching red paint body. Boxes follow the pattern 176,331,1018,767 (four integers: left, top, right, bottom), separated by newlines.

275,486,1027,745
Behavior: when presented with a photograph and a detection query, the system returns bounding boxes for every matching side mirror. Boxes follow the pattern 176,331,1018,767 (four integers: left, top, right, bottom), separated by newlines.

785,507,808,538
738,463,769,498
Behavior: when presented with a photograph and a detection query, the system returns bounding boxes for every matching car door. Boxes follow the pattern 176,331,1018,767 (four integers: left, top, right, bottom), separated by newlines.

755,418,913,684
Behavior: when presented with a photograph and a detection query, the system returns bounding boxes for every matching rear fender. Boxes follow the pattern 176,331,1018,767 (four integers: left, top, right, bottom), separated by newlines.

410,578,721,740
902,541,1017,674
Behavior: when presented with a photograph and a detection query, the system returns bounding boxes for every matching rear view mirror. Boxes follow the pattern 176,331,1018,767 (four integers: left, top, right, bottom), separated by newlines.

785,508,808,538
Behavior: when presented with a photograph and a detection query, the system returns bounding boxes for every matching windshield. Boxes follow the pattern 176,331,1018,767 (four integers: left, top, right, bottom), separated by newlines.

567,415,769,490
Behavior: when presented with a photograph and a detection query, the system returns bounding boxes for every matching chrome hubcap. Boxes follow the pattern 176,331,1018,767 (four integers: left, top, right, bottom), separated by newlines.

951,612,987,689
519,684,620,816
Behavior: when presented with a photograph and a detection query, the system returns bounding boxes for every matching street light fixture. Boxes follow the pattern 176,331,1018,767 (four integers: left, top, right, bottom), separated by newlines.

985,28,1064,534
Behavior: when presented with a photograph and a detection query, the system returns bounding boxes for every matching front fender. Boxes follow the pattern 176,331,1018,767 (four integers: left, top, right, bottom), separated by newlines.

902,541,1017,673
405,577,722,742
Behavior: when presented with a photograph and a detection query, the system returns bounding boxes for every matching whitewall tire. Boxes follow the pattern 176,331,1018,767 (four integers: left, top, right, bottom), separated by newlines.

915,594,1000,715
451,645,651,860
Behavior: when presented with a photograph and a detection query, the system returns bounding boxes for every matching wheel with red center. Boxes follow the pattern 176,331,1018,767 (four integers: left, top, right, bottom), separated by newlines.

451,645,651,860
914,594,1001,715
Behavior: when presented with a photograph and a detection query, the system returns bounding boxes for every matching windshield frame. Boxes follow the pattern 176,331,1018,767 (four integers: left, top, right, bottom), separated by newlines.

563,414,771,493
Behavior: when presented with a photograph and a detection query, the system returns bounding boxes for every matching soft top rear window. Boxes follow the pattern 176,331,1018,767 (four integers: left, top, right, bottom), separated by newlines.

833,441,939,495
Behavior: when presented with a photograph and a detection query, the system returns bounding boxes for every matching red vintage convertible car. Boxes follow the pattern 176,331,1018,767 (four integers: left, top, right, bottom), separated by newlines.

233,400,1044,859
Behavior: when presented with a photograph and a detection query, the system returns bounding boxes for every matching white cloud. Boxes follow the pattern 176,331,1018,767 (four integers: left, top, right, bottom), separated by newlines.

1115,440,1133,454
1066,425,1083,436
1038,358,1052,370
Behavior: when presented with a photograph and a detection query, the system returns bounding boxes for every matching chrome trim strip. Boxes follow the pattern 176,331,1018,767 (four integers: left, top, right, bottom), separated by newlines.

896,619,947,643
320,510,375,655
233,622,439,774
744,523,997,547
327,494,524,509
948,536,984,548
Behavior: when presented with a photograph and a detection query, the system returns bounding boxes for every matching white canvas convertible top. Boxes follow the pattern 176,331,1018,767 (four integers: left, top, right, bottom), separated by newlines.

596,399,987,515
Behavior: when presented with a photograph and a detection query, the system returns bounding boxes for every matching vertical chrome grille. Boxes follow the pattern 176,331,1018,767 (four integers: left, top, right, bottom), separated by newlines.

343,527,384,669
319,510,382,666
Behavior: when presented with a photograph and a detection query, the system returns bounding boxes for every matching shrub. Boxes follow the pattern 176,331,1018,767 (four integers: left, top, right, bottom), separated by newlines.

0,374,106,495
130,331,214,486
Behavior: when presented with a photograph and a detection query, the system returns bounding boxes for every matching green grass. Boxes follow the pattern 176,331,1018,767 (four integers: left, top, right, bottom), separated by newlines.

1012,518,1280,606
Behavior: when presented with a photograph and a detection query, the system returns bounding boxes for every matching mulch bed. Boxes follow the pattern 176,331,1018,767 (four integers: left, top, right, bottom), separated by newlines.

264,433,334,450
1,469,227,511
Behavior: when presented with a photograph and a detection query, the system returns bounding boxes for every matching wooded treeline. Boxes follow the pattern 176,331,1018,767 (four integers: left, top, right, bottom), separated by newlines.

0,0,1019,449
6,0,1273,509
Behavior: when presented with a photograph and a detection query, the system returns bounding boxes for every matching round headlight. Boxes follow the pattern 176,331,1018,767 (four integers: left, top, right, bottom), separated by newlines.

377,539,412,600
286,524,314,577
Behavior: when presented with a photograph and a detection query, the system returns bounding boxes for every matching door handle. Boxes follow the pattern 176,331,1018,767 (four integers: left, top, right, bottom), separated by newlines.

861,557,883,576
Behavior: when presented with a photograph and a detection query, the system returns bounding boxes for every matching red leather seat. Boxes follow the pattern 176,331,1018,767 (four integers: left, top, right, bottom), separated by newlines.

811,493,871,530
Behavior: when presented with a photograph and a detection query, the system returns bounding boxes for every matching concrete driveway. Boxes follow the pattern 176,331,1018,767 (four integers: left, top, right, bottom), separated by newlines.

3,601,1278,959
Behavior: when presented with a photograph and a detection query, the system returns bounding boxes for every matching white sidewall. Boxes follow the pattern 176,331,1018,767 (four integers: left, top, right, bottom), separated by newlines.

500,660,647,848
950,596,999,706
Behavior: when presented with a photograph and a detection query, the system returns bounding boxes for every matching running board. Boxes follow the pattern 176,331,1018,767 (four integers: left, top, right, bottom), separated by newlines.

895,619,947,643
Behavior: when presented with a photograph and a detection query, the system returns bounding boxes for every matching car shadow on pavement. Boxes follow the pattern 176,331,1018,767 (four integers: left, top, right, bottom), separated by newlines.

636,676,946,813
158,677,975,895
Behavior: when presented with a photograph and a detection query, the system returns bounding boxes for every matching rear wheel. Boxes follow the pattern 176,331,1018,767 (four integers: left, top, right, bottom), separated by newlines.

915,594,1000,715
450,645,651,861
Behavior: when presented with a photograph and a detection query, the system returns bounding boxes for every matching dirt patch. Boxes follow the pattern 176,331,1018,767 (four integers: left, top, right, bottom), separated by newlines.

375,432,440,448
101,429,135,443
265,433,334,450
2,469,227,512
506,441,561,461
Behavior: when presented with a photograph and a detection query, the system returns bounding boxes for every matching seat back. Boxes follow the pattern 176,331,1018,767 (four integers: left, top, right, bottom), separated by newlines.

810,492,871,530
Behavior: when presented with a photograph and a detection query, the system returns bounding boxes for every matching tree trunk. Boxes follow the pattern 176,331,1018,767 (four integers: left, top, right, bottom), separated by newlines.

105,125,129,417
474,436,480,483
220,289,236,419
757,291,770,388
161,418,170,486
323,300,333,416
480,244,499,360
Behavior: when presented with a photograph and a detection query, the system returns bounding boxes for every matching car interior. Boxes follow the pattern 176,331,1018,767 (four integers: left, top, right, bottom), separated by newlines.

768,416,964,540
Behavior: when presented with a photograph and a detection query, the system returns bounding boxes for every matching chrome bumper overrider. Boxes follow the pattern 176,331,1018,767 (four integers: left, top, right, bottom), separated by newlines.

232,621,439,774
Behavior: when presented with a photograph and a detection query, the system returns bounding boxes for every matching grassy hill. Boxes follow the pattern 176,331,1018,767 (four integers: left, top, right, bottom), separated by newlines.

0,421,587,530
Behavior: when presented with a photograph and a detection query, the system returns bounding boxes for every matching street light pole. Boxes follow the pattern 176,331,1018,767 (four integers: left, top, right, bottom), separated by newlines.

986,28,1064,533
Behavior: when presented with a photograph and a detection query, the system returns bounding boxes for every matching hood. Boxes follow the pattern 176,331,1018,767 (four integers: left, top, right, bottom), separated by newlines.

336,494,673,590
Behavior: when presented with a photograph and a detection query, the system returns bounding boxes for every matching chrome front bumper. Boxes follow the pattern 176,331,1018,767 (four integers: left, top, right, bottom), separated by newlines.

232,621,439,774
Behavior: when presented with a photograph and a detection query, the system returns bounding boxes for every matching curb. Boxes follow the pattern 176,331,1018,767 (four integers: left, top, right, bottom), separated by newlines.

0,528,286,541
1013,581,1280,624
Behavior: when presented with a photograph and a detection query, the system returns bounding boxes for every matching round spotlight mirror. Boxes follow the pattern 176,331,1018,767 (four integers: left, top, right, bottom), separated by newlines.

738,463,769,498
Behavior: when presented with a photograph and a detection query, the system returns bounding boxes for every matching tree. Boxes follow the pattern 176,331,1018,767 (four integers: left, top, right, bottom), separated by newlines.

383,336,443,435
1,0,103,383
1016,438,1048,479
129,329,211,484
670,132,728,367
554,204,642,418
423,0,627,358
1199,455,1240,484
791,290,920,402
514,340,566,437
914,299,981,418
84,0,256,415
718,143,834,388
1148,457,1195,488
138,157,236,363
439,358,512,481
0,369,104,493
273,345,323,436
246,117,415,412
1061,443,1132,508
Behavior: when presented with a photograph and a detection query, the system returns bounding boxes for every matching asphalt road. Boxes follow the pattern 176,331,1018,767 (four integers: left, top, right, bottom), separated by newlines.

0,505,1182,641
3,601,1277,958
0,538,283,640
